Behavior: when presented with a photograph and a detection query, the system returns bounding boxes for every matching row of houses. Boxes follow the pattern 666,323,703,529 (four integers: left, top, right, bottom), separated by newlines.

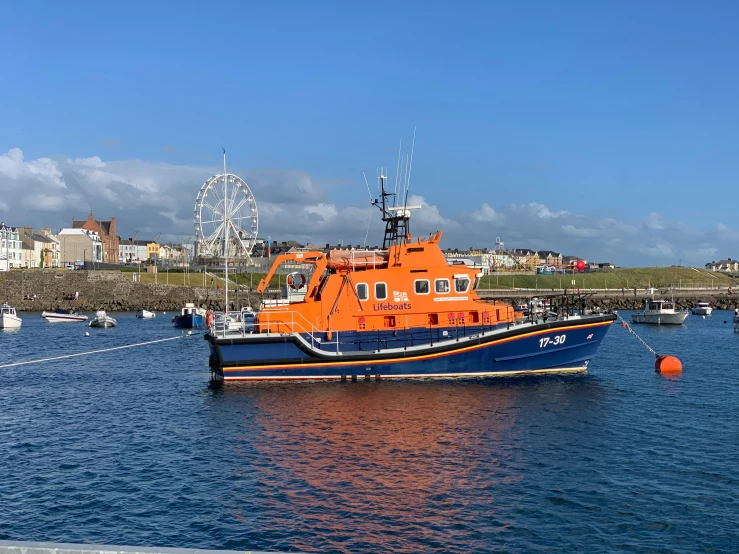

705,258,739,273
442,247,615,272
1,222,105,270
1,212,192,271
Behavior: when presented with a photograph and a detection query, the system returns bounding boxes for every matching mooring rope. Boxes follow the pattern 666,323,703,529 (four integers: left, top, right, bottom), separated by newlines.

615,312,657,356
0,334,196,369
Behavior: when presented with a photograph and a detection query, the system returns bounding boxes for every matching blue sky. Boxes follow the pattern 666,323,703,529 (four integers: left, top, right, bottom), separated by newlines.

2,1,739,265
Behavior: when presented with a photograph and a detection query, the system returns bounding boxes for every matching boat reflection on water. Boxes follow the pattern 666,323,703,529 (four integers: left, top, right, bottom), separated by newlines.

207,377,606,551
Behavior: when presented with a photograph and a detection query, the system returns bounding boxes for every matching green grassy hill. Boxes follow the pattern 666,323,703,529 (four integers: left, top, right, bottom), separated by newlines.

479,267,737,290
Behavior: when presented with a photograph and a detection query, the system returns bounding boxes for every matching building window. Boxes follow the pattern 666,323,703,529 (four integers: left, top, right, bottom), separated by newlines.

455,276,470,293
375,282,387,300
435,279,450,294
414,279,430,295
356,283,368,301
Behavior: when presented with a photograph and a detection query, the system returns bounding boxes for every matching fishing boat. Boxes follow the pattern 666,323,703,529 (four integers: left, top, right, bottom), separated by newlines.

205,172,616,382
690,302,712,315
136,309,156,319
0,305,21,329
88,310,117,328
631,299,688,325
172,303,205,329
41,308,88,323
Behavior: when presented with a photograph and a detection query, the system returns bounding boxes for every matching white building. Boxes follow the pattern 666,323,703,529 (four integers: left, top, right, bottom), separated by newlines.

0,223,23,269
58,228,103,265
119,239,149,264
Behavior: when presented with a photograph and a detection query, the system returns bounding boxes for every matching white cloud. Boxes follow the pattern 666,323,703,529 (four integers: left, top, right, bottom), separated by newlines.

638,243,674,257
645,212,665,230
561,224,599,237
716,223,739,241
471,203,505,225
2,147,738,267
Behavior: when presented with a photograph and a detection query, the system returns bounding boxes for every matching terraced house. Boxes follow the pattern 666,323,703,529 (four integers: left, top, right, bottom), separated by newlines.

0,223,22,269
71,213,119,263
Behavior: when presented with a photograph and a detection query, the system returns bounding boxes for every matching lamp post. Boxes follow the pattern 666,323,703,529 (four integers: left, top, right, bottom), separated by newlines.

84,249,87,270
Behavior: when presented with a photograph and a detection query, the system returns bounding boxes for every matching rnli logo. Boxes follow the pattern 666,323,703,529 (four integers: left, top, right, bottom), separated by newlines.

393,291,409,302
374,291,411,311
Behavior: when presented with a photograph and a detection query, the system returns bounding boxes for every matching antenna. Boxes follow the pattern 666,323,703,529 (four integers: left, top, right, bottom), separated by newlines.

404,127,416,209
362,172,373,203
393,138,403,205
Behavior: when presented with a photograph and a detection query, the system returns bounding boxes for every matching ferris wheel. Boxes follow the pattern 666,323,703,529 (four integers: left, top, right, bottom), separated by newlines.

194,169,258,260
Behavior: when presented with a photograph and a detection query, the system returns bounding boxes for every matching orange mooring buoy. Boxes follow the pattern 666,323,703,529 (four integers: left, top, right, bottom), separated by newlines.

655,354,682,374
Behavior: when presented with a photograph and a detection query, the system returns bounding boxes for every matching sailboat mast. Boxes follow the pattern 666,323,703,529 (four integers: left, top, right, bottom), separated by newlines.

223,148,229,313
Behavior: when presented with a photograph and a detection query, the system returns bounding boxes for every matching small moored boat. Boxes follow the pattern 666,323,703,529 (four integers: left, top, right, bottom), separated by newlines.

88,310,117,328
41,308,88,323
0,305,21,329
173,303,205,329
136,309,156,319
690,302,712,315
631,299,688,325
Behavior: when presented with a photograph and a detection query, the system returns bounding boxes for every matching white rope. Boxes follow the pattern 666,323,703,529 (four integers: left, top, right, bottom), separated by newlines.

0,335,193,369
616,313,657,356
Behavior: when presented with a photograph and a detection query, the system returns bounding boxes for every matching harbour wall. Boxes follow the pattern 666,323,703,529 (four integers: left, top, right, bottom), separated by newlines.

0,270,257,312
479,291,739,311
2,270,737,312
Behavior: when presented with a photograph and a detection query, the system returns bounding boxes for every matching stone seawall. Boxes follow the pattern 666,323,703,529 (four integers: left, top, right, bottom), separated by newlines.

3,270,737,312
0,270,258,312
492,295,739,311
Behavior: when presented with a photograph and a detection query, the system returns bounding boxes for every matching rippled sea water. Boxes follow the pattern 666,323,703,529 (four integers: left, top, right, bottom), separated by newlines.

1,311,738,553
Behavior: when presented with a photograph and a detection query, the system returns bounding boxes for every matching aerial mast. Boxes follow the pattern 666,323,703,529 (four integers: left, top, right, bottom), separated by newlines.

222,147,229,313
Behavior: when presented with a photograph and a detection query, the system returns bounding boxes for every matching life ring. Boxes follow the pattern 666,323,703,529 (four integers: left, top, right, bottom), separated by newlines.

287,273,306,290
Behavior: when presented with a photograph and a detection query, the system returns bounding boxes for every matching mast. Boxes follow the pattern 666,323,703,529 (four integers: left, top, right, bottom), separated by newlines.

222,148,229,313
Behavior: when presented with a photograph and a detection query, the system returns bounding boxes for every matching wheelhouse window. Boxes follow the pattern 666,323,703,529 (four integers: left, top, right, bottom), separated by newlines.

473,274,481,291
414,279,430,295
356,283,368,301
455,276,470,293
435,278,450,294
375,282,387,300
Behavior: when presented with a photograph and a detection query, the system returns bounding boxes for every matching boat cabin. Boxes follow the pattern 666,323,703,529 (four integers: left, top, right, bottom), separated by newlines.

254,231,514,338
1,305,17,317
645,300,675,311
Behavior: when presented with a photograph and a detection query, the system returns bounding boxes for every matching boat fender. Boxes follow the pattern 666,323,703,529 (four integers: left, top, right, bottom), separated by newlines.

325,331,332,341
206,310,214,328
655,354,682,374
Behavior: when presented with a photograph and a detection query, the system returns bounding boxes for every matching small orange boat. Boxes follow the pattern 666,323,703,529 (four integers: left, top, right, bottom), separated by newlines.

205,176,615,381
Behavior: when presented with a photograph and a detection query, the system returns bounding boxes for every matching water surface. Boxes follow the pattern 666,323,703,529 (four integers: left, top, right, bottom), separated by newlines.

1,311,737,553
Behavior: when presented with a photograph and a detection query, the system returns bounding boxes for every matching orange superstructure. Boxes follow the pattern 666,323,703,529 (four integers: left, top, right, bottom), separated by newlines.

255,229,514,336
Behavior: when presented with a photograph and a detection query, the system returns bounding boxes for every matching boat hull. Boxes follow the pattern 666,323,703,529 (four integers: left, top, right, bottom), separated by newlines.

691,307,712,315
0,315,22,329
136,310,156,319
631,312,688,325
41,312,88,323
173,314,204,329
88,320,117,328
206,314,616,381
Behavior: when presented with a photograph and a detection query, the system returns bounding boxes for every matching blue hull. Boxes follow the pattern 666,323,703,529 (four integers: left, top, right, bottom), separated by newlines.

205,314,616,381
173,314,204,329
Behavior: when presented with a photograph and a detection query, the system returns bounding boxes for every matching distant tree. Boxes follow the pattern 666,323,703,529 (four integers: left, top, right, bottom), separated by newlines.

39,249,44,268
